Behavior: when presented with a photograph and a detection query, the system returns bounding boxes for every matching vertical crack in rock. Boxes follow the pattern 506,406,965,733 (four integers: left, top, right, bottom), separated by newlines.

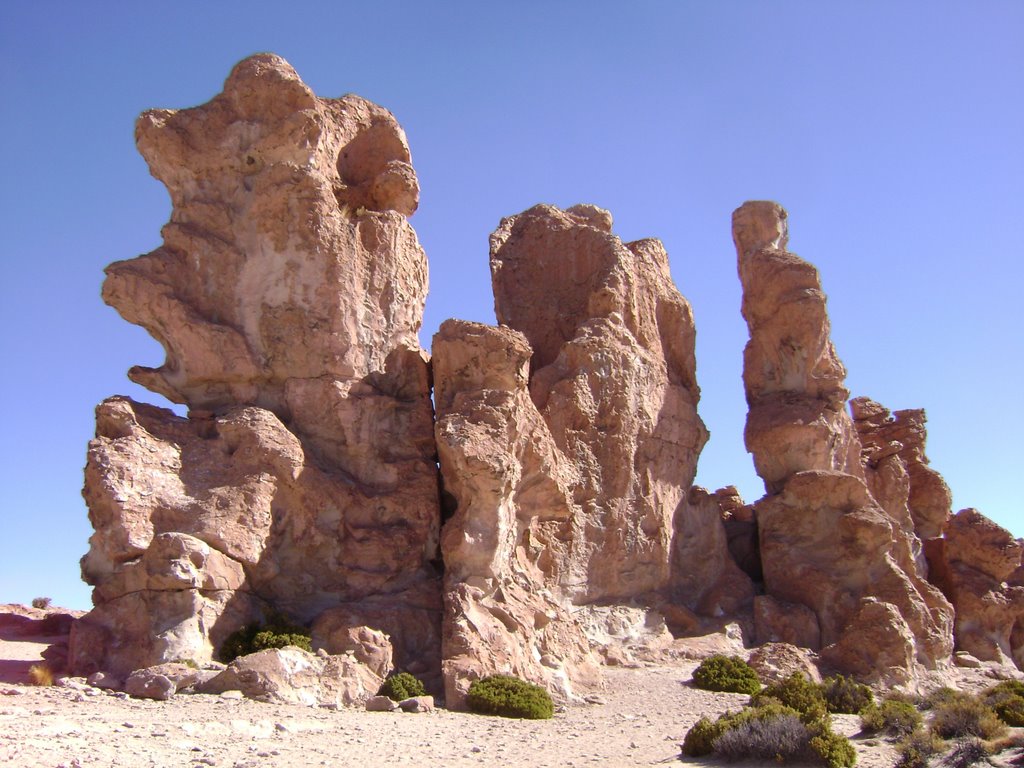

73,54,441,683
734,201,954,684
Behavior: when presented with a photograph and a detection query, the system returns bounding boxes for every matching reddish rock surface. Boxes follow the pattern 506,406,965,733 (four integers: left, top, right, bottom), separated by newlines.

734,201,954,681
75,54,441,682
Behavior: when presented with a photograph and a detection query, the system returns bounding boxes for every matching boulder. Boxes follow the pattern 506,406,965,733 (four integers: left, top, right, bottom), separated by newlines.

124,662,205,701
747,643,822,685
199,647,381,707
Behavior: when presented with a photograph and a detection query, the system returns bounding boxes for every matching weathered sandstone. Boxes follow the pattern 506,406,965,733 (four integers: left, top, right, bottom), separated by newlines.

75,54,440,681
929,509,1024,669
489,203,709,602
734,201,954,680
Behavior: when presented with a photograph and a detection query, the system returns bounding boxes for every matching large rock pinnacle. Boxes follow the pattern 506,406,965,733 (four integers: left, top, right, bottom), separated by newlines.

73,54,441,681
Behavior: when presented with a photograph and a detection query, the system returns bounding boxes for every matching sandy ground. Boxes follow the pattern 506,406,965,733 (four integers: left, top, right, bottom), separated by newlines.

0,624,906,768
5,606,1023,768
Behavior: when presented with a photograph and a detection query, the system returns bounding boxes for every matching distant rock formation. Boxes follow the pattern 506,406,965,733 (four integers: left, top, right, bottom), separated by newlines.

72,54,441,682
733,201,953,684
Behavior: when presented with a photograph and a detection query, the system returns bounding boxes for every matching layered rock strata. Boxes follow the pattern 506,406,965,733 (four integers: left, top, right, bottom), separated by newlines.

73,54,441,680
734,201,954,682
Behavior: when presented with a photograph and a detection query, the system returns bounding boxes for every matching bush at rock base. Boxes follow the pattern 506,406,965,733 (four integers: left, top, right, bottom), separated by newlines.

820,674,874,714
219,616,312,662
27,663,53,686
692,654,761,695
984,680,1024,727
860,698,923,738
378,671,427,701
929,691,1006,741
752,672,828,722
466,675,554,720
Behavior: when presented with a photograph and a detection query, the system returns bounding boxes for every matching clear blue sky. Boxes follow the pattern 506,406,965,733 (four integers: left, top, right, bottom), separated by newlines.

1,2,1021,610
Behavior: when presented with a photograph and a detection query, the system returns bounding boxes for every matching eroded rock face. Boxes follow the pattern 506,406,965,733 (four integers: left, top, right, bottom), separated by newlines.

489,204,708,602
734,201,954,680
433,319,600,707
76,54,440,679
929,509,1024,668
851,397,952,541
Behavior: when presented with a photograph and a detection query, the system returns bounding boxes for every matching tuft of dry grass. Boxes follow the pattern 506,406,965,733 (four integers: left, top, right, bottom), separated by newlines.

27,663,54,686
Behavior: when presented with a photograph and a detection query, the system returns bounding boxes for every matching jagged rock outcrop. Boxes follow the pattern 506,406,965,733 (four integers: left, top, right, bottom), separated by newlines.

489,203,709,602
433,204,717,702
928,509,1024,669
734,201,954,683
851,397,952,542
74,54,441,681
432,319,601,707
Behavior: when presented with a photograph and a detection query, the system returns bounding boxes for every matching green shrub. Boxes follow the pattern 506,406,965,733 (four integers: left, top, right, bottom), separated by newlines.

682,715,727,757
378,671,427,701
930,692,1006,741
821,674,874,714
895,730,945,768
692,654,762,695
808,720,858,768
860,698,923,738
753,673,828,722
219,616,312,662
681,701,855,767
466,675,554,719
984,681,1024,727
713,712,810,763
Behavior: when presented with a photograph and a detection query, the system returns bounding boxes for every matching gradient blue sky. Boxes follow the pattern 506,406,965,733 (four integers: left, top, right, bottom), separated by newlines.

1,2,1021,609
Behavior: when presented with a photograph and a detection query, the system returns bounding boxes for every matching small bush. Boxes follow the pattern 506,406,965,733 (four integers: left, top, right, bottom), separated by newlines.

930,692,1006,741
27,663,53,686
984,681,1024,727
713,712,810,763
692,655,762,695
683,716,726,757
753,673,828,722
808,720,858,768
31,596,52,610
896,730,946,768
923,687,962,711
821,674,874,714
861,698,923,738
467,675,554,719
378,671,427,701
219,616,311,662
942,738,990,768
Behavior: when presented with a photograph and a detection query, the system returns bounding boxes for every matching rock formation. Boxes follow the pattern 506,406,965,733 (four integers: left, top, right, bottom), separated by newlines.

734,201,954,683
73,54,441,682
489,204,710,602
434,205,720,703
75,52,1024,702
928,509,1024,669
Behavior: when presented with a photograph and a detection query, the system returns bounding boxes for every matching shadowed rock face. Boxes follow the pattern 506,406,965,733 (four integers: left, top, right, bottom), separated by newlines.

74,54,441,680
734,201,953,683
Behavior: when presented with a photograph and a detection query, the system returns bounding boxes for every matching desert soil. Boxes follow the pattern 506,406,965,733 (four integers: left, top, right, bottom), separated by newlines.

0,625,907,768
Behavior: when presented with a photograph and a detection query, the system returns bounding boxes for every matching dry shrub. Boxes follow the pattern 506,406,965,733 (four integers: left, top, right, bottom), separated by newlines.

712,712,810,763
896,730,946,768
860,698,923,738
27,663,53,686
930,692,1006,741
941,738,990,768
